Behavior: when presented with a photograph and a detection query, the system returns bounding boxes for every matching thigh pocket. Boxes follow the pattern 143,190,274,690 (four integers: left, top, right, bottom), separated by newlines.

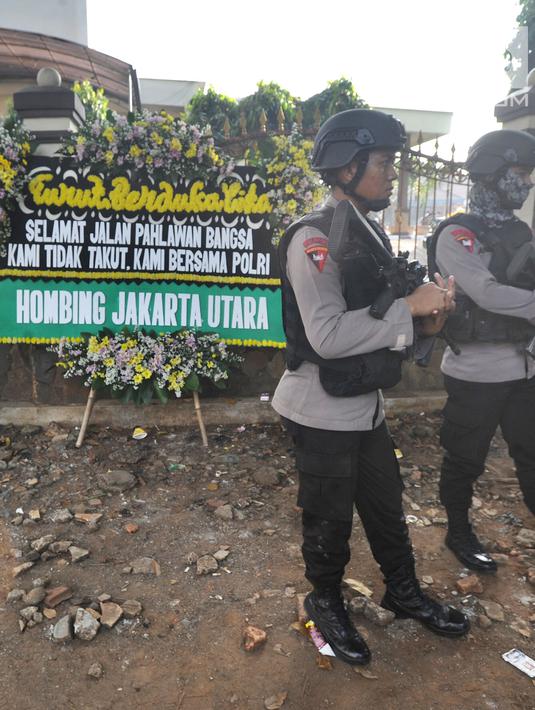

440,400,479,460
296,451,354,521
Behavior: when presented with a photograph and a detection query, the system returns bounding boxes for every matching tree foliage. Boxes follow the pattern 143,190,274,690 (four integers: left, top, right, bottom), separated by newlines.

184,87,239,139
300,78,368,127
184,78,368,137
517,0,535,71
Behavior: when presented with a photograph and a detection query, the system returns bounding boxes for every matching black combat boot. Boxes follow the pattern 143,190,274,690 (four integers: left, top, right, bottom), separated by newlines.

381,564,470,637
445,514,497,573
304,587,371,665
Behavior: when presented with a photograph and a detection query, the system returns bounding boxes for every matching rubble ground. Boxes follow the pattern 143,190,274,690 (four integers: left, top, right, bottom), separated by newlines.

0,411,534,710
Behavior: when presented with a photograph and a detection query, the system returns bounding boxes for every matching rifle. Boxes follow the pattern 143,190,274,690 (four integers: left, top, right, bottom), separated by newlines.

328,199,426,319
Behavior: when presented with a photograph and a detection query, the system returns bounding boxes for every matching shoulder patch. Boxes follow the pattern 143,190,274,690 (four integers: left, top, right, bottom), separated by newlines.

451,227,476,254
303,235,329,272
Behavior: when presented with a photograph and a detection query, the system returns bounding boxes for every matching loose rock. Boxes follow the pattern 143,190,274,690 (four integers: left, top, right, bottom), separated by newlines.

122,600,143,618
243,625,267,651
23,587,46,606
130,557,161,576
515,528,535,548
87,662,103,679
69,546,90,563
19,606,38,621
214,504,234,521
52,615,73,642
44,586,72,608
196,555,219,575
510,616,532,638
74,608,100,641
12,562,34,578
479,599,505,622
30,535,56,553
253,468,280,487
455,575,483,595
264,692,288,710
477,614,492,629
97,469,137,493
74,513,103,525
348,596,395,627
6,589,25,603
48,509,73,523
100,602,123,628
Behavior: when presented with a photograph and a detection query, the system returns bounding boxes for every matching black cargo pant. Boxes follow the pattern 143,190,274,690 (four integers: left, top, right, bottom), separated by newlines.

440,374,535,516
283,418,414,589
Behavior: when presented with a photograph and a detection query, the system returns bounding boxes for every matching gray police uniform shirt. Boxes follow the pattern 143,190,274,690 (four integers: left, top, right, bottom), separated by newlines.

272,196,414,431
436,221,535,383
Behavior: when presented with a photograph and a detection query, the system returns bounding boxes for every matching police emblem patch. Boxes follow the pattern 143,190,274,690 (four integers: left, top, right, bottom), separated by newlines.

452,228,476,254
304,236,329,272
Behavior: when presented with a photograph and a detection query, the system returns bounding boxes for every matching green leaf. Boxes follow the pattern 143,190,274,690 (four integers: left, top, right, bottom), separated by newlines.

153,382,168,404
120,387,134,404
185,372,200,391
213,379,227,390
140,380,154,404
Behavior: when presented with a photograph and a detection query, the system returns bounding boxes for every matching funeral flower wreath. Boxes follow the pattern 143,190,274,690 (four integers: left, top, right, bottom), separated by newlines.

50,328,242,405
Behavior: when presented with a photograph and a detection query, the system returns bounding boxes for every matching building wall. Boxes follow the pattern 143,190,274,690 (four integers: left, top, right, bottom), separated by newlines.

0,0,88,46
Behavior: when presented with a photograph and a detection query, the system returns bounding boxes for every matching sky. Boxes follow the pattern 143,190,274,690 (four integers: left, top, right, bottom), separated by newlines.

87,0,524,159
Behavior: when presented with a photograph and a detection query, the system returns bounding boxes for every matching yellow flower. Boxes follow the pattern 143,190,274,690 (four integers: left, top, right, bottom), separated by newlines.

129,145,142,158
104,358,114,366
285,184,295,194
151,131,163,145
0,155,16,190
76,135,86,145
287,199,297,214
185,144,197,159
133,374,143,385
103,126,115,143
170,137,182,151
104,150,114,165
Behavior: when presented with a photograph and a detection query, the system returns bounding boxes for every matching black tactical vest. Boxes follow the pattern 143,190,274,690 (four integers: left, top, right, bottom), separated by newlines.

427,213,535,344
279,205,404,397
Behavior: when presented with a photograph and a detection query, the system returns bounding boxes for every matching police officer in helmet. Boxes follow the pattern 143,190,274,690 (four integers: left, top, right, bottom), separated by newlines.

430,129,535,573
272,109,469,667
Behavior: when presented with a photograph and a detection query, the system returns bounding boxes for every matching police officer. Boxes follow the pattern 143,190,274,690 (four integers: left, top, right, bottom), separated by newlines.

272,109,469,667
430,129,535,573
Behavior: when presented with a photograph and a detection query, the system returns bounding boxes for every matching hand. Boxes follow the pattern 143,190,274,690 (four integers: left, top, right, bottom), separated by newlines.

418,312,447,336
434,273,455,312
415,274,456,335
404,282,448,317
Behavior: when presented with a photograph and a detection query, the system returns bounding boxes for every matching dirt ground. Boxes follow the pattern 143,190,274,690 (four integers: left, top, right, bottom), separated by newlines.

0,409,534,710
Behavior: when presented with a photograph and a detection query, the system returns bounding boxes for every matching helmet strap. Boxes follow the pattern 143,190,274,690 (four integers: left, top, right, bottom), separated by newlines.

336,151,391,212
337,151,369,196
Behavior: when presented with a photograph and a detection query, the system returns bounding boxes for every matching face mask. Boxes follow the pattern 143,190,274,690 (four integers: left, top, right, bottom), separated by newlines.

470,167,533,226
496,169,533,209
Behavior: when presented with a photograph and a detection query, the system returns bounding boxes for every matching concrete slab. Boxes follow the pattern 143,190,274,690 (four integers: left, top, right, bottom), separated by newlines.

0,393,446,429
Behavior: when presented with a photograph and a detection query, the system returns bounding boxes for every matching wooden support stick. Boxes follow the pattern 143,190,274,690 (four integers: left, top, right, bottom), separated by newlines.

192,390,208,447
76,386,97,448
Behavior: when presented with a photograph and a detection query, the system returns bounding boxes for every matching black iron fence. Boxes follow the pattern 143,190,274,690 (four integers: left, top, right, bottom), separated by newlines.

219,116,471,262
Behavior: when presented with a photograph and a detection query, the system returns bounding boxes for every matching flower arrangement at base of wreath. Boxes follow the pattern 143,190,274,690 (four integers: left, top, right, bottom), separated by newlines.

50,328,242,405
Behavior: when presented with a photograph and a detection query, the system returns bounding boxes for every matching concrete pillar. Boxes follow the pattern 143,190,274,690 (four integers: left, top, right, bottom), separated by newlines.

395,132,412,235
495,70,535,229
10,67,86,403
13,67,85,157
